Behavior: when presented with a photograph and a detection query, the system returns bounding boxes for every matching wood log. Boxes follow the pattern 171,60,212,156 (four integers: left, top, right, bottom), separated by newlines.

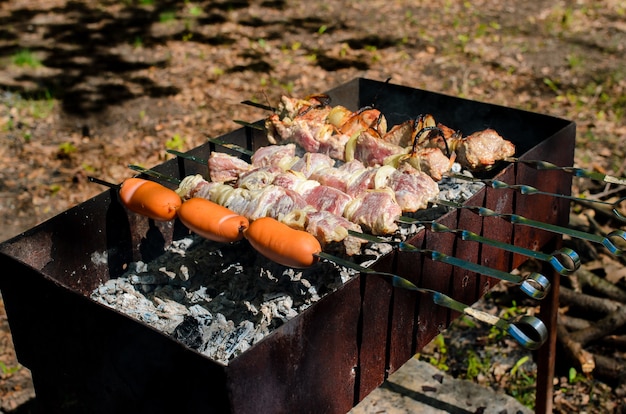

558,314,591,331
569,303,626,346
602,334,626,349
593,353,626,384
556,323,595,374
559,286,621,314
575,267,626,303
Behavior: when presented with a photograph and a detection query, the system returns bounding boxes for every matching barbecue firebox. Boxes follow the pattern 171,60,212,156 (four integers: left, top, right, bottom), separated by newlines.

0,79,575,413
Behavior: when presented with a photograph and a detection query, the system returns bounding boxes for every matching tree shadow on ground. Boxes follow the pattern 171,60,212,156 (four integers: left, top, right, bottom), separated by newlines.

0,0,256,116
0,0,405,116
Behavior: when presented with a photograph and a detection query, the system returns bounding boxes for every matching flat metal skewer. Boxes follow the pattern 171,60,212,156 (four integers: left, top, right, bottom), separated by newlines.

315,252,547,350
206,137,255,156
427,222,580,275
347,230,550,300
449,174,626,222
87,176,119,189
505,157,626,186
128,165,182,185
392,221,579,276
233,119,265,131
166,149,209,165
240,100,276,112
423,199,626,257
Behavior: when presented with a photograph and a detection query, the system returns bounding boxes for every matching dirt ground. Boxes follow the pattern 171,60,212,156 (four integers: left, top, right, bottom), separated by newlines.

0,0,625,412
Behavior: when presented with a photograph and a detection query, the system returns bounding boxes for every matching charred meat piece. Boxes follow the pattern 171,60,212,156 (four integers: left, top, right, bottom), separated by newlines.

453,128,515,170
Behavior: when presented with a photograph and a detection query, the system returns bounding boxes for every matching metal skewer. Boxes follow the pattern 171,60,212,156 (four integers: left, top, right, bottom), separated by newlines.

233,120,265,131
449,174,626,222
166,149,210,165
421,199,626,257
315,252,547,350
240,100,276,112
87,176,119,189
505,157,626,186
347,230,550,300
128,165,182,185
206,137,255,156
390,221,578,276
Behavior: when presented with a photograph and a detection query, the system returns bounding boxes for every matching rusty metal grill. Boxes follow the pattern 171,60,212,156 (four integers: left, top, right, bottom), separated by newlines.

0,78,575,413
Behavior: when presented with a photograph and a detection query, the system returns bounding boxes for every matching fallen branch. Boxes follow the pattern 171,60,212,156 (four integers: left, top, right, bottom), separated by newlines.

575,267,626,303
569,303,626,346
556,323,595,374
559,286,621,314
558,314,591,331
602,334,626,349
593,353,626,384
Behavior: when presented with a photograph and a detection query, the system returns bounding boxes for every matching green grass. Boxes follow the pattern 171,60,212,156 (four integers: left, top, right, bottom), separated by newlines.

159,10,177,23
165,134,185,151
11,49,42,68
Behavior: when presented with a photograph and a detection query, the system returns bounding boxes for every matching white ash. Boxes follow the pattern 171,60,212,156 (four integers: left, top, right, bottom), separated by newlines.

91,236,359,365
437,164,484,203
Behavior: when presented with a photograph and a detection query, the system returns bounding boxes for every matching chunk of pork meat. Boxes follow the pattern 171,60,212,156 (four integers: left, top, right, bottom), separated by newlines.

304,211,366,256
289,152,336,178
303,185,353,217
236,167,281,191
344,189,402,235
401,147,455,181
251,143,298,170
208,152,252,182
272,170,320,194
309,160,366,195
387,164,440,212
353,130,405,166
380,119,415,147
454,129,516,170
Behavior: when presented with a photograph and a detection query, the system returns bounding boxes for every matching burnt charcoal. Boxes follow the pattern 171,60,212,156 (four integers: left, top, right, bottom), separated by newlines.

172,315,204,350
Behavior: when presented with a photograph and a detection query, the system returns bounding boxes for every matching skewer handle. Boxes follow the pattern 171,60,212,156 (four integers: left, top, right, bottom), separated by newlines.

423,249,550,300
432,292,548,350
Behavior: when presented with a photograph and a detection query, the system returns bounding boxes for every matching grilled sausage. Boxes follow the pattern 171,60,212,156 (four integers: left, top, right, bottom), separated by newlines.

244,217,321,268
119,177,181,221
177,197,248,243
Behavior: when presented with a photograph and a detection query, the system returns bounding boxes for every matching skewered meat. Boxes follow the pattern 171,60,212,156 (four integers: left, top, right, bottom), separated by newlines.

451,129,516,170
176,174,366,255
289,152,336,178
344,189,402,235
237,167,282,191
208,144,440,213
302,185,353,217
349,129,404,167
262,94,516,173
387,163,440,212
250,143,299,170
208,152,252,183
